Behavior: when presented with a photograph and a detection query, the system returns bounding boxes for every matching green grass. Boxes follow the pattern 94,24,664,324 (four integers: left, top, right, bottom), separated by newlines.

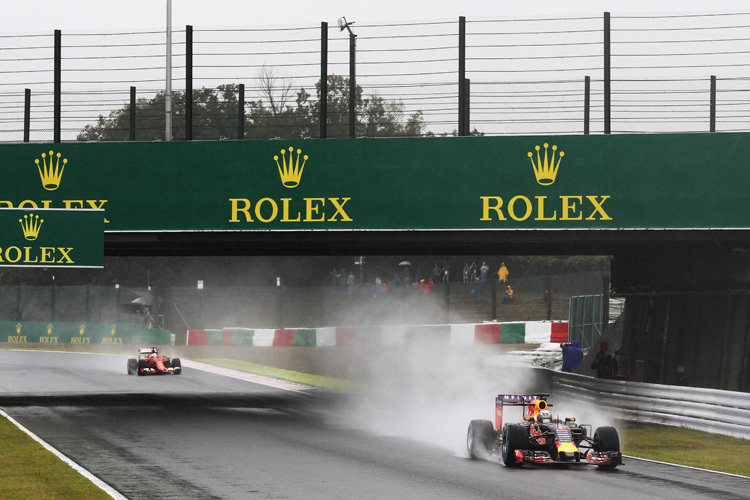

195,358,358,390
0,415,112,500
621,425,750,477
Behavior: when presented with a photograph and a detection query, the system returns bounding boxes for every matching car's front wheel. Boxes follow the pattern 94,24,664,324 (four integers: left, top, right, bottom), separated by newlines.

502,424,527,466
593,426,620,469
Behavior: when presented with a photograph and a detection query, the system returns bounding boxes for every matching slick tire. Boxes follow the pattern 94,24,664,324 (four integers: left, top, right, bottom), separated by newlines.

502,424,527,466
467,420,494,459
171,358,182,374
127,358,137,375
593,426,620,469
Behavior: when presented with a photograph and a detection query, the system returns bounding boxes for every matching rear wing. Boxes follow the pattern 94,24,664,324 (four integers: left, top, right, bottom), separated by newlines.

495,394,551,430
138,347,158,355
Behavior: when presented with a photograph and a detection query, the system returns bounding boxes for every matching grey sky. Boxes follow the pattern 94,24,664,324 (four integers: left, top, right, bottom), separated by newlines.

2,1,749,32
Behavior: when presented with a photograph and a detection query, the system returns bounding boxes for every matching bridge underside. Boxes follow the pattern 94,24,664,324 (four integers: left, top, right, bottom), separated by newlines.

105,229,750,259
105,229,750,392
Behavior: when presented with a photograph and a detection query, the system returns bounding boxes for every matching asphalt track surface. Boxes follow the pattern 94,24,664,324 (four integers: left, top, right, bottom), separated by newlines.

1,350,748,500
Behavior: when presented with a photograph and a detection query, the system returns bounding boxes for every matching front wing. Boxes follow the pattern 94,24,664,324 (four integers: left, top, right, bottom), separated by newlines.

515,449,622,466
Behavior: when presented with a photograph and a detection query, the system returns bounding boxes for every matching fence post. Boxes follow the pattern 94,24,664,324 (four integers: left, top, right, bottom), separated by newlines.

320,22,328,139
54,29,61,143
86,285,91,323
710,75,716,132
490,279,497,321
458,16,466,136
186,25,193,141
129,86,136,141
444,280,451,323
348,31,356,138
237,83,245,139
51,276,56,322
23,89,30,142
603,13,611,134
463,78,470,135
603,274,610,330
584,76,590,135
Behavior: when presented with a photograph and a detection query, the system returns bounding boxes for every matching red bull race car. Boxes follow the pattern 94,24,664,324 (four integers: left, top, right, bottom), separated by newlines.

127,347,182,376
467,394,622,468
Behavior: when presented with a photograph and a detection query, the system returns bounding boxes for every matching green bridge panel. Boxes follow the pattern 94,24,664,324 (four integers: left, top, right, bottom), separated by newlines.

1,133,748,232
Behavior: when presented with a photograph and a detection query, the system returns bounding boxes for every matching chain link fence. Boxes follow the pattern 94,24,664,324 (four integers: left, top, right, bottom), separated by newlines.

1,11,749,142
0,271,605,337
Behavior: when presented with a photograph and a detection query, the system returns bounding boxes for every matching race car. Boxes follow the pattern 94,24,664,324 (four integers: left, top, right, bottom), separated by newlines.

467,394,622,468
127,347,182,376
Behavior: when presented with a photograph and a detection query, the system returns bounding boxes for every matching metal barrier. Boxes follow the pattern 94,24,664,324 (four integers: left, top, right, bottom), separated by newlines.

551,371,750,439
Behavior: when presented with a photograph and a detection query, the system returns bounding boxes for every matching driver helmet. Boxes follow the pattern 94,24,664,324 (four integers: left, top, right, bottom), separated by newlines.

537,409,552,423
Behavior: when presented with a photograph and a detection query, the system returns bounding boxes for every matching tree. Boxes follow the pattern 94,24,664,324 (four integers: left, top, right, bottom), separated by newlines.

77,75,425,141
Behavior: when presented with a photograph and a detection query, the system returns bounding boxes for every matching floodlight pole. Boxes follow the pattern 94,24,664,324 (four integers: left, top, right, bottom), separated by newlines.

165,0,173,141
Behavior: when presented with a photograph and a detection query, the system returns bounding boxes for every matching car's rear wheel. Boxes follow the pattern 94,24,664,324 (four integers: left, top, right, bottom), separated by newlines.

127,358,137,375
137,359,148,376
171,358,182,374
467,420,494,459
502,424,527,466
593,426,620,469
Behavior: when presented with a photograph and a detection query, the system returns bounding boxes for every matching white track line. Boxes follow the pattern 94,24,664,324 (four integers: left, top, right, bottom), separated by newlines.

623,454,750,479
0,409,128,500
182,359,314,392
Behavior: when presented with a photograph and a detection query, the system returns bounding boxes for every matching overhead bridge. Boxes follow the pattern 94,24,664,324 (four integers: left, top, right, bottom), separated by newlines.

2,133,750,392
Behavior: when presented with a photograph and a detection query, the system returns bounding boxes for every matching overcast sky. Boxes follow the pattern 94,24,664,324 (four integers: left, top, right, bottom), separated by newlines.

2,0,750,32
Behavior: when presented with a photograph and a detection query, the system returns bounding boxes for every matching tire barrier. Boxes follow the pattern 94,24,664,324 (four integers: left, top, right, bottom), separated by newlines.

186,321,569,346
0,321,172,345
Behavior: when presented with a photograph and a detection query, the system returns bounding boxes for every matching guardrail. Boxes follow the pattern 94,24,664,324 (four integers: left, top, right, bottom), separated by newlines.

551,371,750,439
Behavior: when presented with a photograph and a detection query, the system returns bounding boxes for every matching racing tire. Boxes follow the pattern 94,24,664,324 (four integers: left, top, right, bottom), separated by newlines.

593,426,620,469
137,359,148,376
501,424,527,466
171,358,182,374
467,420,494,459
127,358,137,375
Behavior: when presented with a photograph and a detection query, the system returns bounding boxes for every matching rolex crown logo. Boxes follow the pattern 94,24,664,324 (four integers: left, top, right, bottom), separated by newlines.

35,150,67,191
19,214,43,241
111,324,117,335
47,324,54,334
16,323,22,334
79,324,86,335
528,143,564,186
274,147,308,188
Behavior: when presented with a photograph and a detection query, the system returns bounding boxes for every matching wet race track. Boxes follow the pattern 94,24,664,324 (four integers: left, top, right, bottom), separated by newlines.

1,350,748,500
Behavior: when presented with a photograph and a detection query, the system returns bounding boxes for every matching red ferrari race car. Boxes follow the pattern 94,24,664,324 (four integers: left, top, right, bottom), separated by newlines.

127,347,182,376
467,394,622,468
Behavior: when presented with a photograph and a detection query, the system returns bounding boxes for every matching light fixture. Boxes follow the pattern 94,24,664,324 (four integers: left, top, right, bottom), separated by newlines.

338,17,355,35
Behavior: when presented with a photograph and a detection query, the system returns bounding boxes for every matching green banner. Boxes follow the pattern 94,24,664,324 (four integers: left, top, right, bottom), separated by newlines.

1,133,748,231
0,208,103,267
0,321,171,345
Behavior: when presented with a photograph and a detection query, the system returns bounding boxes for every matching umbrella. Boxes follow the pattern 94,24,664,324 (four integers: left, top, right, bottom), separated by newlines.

399,261,411,266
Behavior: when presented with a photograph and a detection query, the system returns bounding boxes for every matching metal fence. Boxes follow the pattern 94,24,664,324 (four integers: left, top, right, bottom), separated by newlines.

552,370,750,439
568,294,605,351
2,11,750,143
0,271,606,335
